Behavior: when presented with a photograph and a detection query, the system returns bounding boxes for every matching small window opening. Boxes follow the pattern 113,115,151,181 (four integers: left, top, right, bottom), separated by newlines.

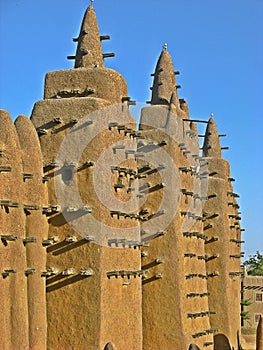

62,167,74,184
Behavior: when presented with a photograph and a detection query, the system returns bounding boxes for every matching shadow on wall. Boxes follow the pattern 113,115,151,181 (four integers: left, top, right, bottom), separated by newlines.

189,344,201,350
104,343,115,350
214,334,232,350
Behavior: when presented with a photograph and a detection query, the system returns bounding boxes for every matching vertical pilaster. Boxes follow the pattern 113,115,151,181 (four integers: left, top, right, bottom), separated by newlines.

202,117,242,349
0,110,29,350
15,115,48,350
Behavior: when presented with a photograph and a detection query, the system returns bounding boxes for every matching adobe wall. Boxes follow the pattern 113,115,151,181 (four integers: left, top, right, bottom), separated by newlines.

97,119,142,349
242,276,263,330
31,96,108,349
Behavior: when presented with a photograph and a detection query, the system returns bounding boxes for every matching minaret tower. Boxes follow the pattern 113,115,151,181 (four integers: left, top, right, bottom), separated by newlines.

31,5,142,349
202,117,242,349
138,47,213,350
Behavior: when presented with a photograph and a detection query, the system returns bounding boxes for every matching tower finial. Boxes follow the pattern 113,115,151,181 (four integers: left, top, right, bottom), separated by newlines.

202,116,222,158
90,0,94,4
163,43,168,51
74,4,104,68
150,49,177,105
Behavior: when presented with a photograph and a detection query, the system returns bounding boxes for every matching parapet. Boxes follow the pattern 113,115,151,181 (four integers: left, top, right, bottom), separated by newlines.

44,67,128,104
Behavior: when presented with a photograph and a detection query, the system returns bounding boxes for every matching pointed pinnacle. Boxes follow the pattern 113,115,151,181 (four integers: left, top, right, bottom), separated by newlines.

190,121,198,137
202,117,222,158
169,89,180,114
74,5,104,68
180,99,190,119
151,50,177,106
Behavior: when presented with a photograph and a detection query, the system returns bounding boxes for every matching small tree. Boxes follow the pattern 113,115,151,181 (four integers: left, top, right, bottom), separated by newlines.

243,251,263,276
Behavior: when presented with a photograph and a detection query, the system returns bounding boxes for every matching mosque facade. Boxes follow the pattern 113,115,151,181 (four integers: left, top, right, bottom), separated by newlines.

1,4,261,350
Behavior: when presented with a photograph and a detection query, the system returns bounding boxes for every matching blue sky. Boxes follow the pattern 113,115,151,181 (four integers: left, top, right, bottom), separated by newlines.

0,0,262,259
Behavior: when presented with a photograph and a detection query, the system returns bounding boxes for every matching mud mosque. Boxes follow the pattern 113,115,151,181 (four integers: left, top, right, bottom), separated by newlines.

0,4,262,350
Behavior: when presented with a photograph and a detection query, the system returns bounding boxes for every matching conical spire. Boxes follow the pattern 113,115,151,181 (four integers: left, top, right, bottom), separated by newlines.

256,315,263,350
190,121,198,137
74,5,104,68
151,48,177,105
169,89,181,115
202,116,222,158
179,99,190,118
